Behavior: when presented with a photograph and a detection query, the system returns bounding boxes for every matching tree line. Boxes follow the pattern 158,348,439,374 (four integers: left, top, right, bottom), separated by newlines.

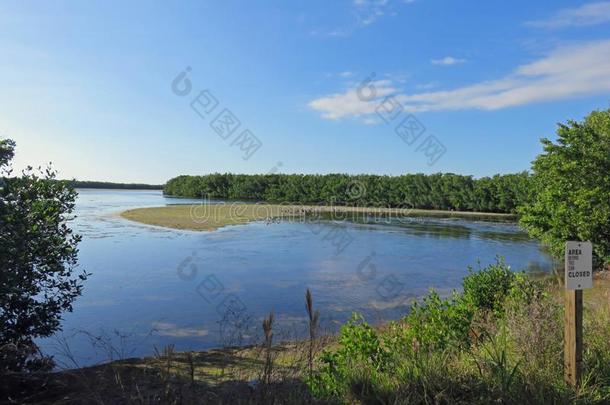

1,179,163,190
66,180,163,190
164,172,531,214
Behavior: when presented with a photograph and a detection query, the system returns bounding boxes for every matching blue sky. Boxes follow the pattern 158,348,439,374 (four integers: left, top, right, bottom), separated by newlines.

2,0,610,183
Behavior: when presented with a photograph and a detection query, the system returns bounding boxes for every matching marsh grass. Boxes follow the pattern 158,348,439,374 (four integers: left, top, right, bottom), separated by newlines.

120,204,516,232
306,289,320,377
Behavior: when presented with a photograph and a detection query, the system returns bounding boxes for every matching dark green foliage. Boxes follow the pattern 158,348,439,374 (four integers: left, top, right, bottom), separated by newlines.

519,108,610,268
2,178,163,190
308,260,527,400
401,259,522,352
336,314,390,371
67,180,164,190
404,290,475,350
0,139,88,372
462,259,518,314
307,314,390,398
0,139,15,168
164,172,531,214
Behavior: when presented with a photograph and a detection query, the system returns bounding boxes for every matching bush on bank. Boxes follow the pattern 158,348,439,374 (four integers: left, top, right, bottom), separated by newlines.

306,260,610,404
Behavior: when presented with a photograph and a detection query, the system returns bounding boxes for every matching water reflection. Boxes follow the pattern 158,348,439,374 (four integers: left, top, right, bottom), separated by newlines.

39,189,557,368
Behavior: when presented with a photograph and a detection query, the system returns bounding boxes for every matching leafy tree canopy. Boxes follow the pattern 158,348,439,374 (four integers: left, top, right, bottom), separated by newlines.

519,109,610,269
164,172,531,214
0,139,88,372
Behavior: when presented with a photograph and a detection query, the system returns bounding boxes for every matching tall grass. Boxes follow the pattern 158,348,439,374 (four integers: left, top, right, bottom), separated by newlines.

305,289,320,377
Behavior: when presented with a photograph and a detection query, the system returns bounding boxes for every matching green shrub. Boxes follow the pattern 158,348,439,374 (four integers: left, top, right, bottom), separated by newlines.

389,260,526,354
336,314,389,370
404,290,474,351
306,314,389,398
305,350,345,398
506,271,547,305
307,260,610,403
462,258,518,314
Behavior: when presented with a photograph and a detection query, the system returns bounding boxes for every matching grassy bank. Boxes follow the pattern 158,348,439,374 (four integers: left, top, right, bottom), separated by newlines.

9,267,610,404
120,204,517,231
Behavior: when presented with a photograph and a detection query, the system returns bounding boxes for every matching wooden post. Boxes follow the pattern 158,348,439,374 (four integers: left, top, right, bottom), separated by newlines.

564,289,583,388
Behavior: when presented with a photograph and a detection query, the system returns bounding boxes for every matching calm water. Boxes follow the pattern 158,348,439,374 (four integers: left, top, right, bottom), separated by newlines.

41,189,556,367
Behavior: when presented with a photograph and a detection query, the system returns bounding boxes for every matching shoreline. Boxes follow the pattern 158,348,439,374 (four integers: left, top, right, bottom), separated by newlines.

120,203,518,231
27,272,610,403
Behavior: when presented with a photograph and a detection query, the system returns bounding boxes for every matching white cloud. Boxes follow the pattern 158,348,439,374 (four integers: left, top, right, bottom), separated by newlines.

308,79,398,120
527,1,610,28
309,40,610,119
312,0,414,37
339,71,355,78
431,56,466,65
353,0,390,26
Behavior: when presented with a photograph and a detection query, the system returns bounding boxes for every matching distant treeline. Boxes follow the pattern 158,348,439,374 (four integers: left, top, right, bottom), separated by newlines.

0,178,164,190
164,173,531,214
68,180,164,190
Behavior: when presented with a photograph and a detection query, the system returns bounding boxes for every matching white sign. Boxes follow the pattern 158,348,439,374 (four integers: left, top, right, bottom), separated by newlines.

565,241,593,290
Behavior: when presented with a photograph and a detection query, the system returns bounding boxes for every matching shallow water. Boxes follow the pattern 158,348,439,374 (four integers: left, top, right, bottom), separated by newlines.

39,189,557,368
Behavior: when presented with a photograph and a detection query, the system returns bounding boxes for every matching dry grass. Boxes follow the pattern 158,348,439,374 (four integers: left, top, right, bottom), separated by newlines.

2,341,333,404
120,204,288,231
120,204,516,231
